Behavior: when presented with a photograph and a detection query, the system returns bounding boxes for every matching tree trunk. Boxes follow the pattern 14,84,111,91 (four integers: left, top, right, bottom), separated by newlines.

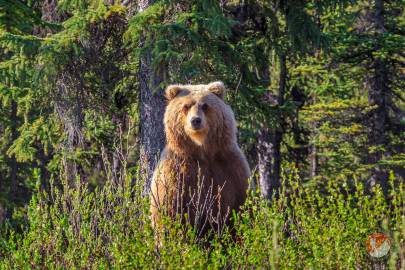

138,0,166,189
269,53,287,195
37,147,50,190
290,85,308,173
257,128,273,200
256,61,274,200
366,0,390,192
39,0,84,186
271,131,282,193
55,73,85,185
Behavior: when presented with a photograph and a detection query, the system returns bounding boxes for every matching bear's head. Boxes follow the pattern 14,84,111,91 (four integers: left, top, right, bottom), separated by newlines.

164,81,237,156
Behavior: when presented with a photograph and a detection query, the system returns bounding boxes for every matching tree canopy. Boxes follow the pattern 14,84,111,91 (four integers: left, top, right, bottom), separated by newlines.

0,0,404,268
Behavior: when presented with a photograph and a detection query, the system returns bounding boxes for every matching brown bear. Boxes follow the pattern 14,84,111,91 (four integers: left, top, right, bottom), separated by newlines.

150,81,250,236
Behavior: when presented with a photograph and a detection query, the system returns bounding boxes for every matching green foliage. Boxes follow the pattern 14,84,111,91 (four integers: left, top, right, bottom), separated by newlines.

0,0,404,268
1,166,403,269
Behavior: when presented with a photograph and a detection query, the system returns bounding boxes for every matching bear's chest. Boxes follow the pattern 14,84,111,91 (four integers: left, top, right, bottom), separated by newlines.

175,156,233,187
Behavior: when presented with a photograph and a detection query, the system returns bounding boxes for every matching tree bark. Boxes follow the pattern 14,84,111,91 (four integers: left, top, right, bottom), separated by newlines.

37,147,49,190
38,0,85,186
269,53,287,195
55,72,85,185
257,128,273,200
138,0,166,188
366,0,390,192
291,84,308,164
256,60,275,200
257,53,287,200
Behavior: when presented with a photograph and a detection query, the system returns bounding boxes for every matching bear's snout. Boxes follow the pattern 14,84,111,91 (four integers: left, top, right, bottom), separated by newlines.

190,116,202,129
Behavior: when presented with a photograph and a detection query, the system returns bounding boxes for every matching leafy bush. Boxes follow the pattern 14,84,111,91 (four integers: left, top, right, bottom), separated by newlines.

0,165,403,269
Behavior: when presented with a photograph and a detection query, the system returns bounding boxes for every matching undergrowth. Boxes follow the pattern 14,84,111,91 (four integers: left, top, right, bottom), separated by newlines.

0,167,403,269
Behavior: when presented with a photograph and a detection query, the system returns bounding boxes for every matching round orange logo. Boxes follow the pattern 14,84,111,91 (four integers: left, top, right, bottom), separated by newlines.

366,233,390,258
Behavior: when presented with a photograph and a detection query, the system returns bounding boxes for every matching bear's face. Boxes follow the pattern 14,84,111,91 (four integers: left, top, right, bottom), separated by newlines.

181,94,210,146
164,82,235,152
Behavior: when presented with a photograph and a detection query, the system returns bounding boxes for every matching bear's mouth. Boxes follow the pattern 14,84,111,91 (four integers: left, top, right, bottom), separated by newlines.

190,126,203,131
187,128,208,146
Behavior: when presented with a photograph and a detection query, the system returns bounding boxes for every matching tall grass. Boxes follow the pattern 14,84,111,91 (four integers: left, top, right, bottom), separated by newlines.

0,158,403,269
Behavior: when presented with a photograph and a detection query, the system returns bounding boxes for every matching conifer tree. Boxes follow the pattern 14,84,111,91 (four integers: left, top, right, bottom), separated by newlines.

137,0,166,185
251,0,343,199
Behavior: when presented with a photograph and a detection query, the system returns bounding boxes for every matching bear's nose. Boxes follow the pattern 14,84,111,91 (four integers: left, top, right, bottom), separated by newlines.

191,117,202,129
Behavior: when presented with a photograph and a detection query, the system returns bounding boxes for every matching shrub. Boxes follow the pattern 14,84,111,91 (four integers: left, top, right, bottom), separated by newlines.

0,167,403,269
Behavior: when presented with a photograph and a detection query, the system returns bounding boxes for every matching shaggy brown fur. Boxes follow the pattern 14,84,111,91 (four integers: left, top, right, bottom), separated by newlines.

150,81,250,235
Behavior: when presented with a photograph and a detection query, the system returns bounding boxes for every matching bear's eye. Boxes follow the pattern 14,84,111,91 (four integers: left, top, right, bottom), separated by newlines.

201,103,208,111
183,104,191,112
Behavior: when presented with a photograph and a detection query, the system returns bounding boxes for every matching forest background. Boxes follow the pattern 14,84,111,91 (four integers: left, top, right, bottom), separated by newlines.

0,0,404,269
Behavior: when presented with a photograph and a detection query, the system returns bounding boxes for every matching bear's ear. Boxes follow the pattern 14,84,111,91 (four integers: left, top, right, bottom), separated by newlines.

165,85,182,101
207,81,226,99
